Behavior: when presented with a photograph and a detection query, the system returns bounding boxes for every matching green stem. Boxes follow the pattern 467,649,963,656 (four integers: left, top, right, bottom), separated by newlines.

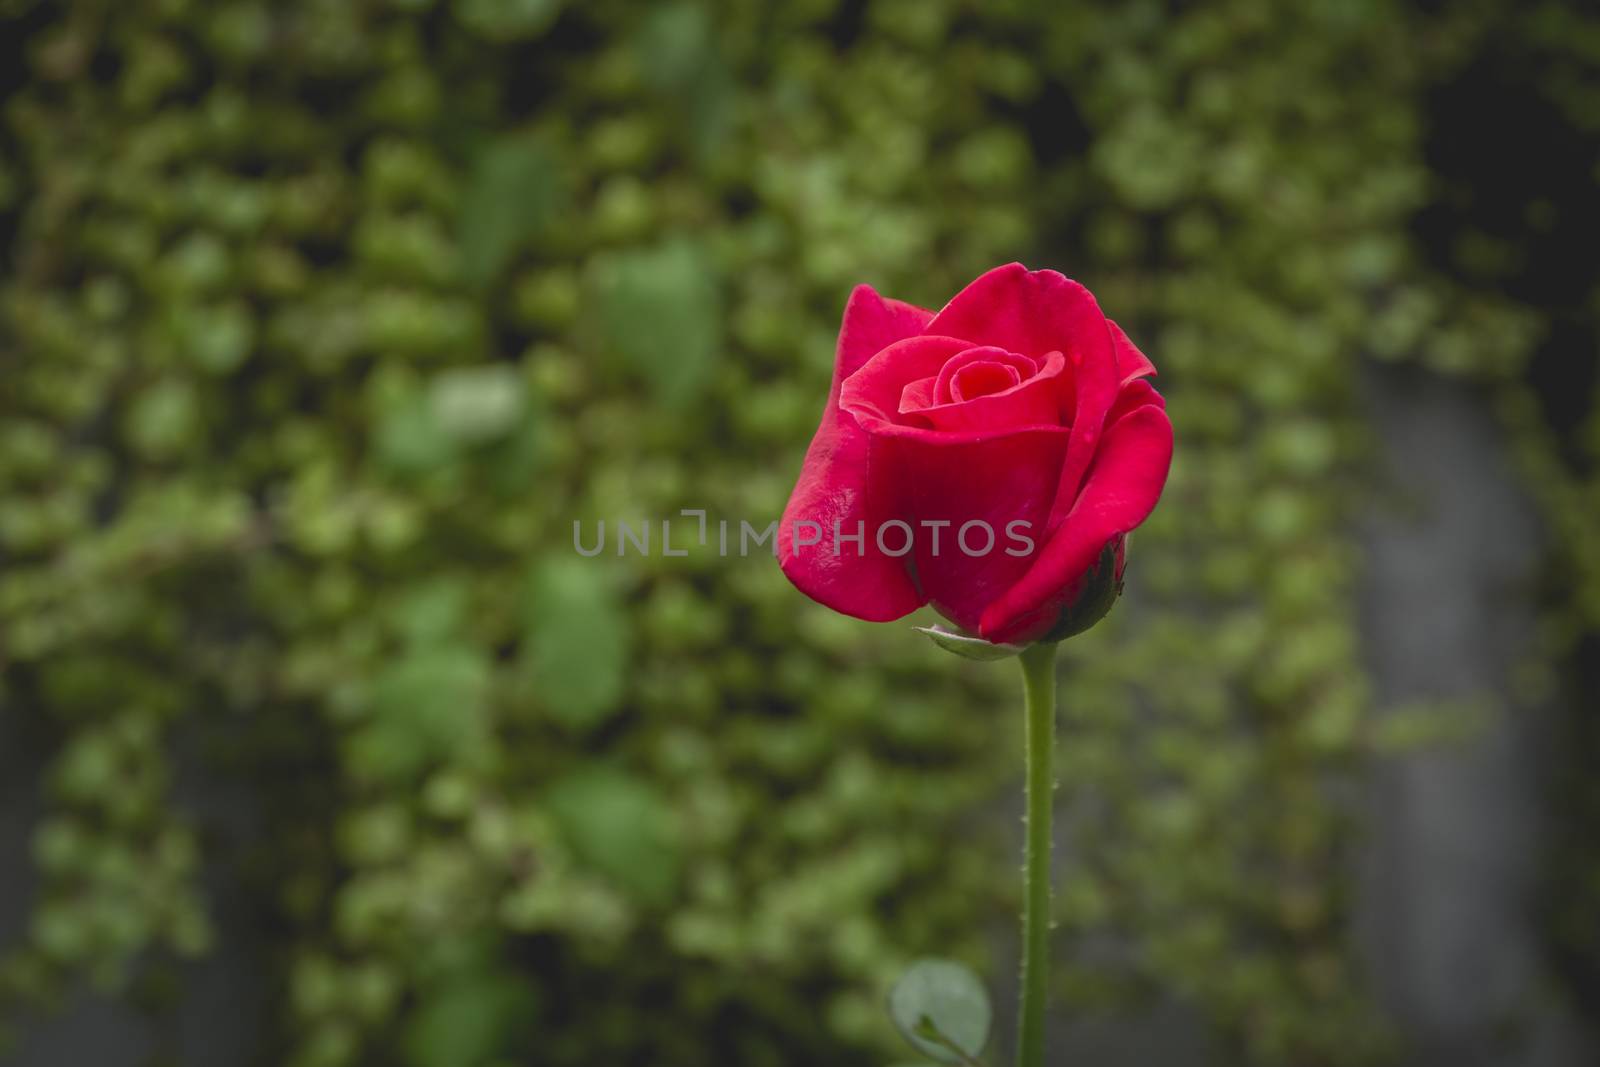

1016,641,1058,1067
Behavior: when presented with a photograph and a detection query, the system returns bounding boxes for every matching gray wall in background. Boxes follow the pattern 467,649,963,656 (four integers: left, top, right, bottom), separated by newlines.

0,713,267,1067
1359,364,1593,1067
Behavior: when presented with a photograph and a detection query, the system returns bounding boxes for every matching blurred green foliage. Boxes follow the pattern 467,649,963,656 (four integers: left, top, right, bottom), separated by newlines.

0,1,1596,1066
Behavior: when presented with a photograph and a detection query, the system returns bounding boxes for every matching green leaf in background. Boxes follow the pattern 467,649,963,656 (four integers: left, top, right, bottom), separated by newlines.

588,238,720,406
124,378,200,460
636,3,734,159
373,364,531,481
637,3,710,93
482,415,546,497
887,959,992,1065
403,970,537,1067
546,765,680,906
521,558,631,729
371,388,454,476
455,0,563,42
346,646,492,782
173,300,256,374
459,135,567,286
389,577,470,648
427,364,527,444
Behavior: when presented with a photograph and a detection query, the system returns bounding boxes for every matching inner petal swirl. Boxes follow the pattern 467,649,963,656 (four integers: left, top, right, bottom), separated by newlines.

900,350,1071,433
932,345,1038,405
950,361,1021,402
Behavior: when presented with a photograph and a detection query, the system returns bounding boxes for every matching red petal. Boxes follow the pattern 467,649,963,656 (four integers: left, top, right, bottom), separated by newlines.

979,401,1174,643
898,375,938,412
1052,324,1119,528
950,361,1021,400
929,263,1108,364
838,335,973,429
902,351,1068,433
932,346,1037,403
1107,377,1164,424
1110,319,1157,385
926,264,1122,528
778,285,932,621
885,426,1071,633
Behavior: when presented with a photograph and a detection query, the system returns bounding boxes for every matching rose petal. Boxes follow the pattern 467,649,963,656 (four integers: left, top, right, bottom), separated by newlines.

839,334,980,433
932,346,1037,404
978,400,1174,644
928,263,1109,364
1107,377,1164,425
926,264,1121,524
884,425,1071,633
1048,318,1120,528
950,361,1022,401
840,282,935,376
778,285,933,621
898,375,938,414
903,351,1069,433
1110,319,1157,385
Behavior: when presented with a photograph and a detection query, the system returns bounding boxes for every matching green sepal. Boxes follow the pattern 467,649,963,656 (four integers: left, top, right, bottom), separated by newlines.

1037,538,1124,643
913,625,1024,661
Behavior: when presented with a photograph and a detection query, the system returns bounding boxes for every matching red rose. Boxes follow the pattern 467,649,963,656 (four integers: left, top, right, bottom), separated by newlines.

778,263,1174,645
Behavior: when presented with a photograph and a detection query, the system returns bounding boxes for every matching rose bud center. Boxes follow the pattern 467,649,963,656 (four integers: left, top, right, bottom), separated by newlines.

950,361,1022,401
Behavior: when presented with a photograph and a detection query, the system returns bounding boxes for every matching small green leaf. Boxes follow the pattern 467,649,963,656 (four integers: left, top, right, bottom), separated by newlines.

587,238,720,406
347,645,492,782
403,969,536,1067
888,958,991,1064
175,300,255,374
546,766,680,905
459,135,567,286
124,378,199,460
455,0,563,41
522,559,631,728
635,4,734,158
374,388,457,475
913,626,1023,662
389,577,469,646
428,364,527,444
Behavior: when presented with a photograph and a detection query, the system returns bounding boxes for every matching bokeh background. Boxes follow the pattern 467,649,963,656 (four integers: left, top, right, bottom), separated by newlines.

2,1,1599,1065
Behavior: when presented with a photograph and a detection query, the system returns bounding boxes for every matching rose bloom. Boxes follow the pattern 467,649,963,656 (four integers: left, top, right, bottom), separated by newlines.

778,263,1174,645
